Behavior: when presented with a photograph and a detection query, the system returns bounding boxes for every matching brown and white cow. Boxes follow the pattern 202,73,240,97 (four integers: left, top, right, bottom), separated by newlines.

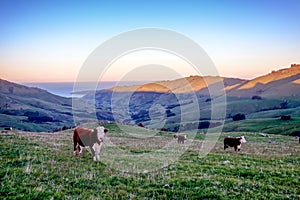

173,134,187,144
224,136,247,151
73,126,108,161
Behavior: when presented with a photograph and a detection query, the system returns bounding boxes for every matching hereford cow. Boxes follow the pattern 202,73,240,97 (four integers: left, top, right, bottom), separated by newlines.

224,136,247,151
73,126,108,161
173,134,187,144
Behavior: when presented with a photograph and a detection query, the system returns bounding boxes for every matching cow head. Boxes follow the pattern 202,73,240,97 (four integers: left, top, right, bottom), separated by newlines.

239,136,247,143
95,126,108,140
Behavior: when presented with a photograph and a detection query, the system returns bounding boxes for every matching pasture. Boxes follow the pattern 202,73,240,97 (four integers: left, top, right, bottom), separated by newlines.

0,123,299,199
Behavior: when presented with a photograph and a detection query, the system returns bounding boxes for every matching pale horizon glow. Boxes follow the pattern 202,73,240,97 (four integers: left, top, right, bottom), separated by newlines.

0,0,299,83
100,50,200,82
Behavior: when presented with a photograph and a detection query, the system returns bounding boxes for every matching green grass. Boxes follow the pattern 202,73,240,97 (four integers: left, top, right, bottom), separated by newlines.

223,118,300,135
247,107,300,119
0,124,299,199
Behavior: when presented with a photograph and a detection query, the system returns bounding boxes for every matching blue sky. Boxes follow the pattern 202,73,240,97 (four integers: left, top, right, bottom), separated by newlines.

1,0,300,82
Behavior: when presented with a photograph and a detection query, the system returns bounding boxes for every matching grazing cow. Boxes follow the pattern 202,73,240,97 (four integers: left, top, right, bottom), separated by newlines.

1,127,13,135
73,126,108,161
173,134,187,144
224,136,247,151
4,127,12,131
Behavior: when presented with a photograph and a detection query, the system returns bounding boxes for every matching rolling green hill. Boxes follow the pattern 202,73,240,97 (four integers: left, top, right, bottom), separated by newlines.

2,64,300,134
87,64,300,134
0,79,76,132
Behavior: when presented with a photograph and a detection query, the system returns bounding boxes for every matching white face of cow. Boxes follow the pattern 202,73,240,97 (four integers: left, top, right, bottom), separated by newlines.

239,136,247,143
96,126,106,139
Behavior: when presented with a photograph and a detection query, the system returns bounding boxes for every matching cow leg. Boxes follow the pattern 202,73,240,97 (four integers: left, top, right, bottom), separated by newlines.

89,146,96,161
74,143,80,155
94,143,102,161
78,145,83,156
224,145,228,150
73,142,77,155
234,145,237,151
237,144,241,151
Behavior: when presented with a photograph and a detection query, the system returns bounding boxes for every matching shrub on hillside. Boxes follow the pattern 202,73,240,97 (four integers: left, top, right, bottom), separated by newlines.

160,128,168,132
137,122,144,127
252,95,262,100
290,131,300,137
280,115,291,120
27,116,53,123
166,109,176,117
280,101,288,109
232,113,246,121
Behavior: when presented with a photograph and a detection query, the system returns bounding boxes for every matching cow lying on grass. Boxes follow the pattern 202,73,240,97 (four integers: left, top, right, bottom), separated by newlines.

173,134,187,144
73,126,108,161
224,136,247,151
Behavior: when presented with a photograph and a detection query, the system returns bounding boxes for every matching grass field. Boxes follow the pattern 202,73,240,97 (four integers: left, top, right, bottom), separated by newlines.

0,123,299,199
223,117,300,135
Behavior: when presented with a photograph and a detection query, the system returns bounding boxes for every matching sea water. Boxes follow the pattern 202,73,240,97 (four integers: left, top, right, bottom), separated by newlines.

23,81,148,98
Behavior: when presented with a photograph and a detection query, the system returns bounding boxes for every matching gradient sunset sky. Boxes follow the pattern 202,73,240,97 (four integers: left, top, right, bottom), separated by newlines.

0,0,299,82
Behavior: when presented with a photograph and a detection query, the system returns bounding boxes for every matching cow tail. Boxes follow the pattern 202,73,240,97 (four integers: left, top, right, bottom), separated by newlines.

73,128,78,151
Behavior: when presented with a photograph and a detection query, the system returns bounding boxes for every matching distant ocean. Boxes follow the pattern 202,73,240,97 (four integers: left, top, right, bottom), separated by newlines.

23,81,149,98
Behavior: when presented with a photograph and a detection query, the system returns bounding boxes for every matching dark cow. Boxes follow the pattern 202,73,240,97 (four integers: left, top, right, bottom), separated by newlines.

4,127,12,131
224,136,247,151
1,127,13,135
73,126,108,161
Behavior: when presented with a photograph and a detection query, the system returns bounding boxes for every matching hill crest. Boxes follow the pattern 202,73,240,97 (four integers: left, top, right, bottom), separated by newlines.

227,64,300,97
101,64,300,97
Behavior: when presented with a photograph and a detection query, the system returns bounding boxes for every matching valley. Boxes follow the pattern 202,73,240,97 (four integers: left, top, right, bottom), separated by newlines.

1,64,300,135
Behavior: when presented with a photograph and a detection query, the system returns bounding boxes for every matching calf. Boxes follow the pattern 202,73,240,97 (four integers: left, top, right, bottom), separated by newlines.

173,134,187,144
73,126,108,161
224,136,247,151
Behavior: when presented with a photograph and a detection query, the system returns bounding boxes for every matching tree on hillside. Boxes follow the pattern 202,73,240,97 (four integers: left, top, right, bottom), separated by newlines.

232,113,246,121
280,100,288,109
280,115,291,120
252,95,262,100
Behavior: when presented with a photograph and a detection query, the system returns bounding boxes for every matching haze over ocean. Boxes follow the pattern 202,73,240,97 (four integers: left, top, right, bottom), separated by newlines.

22,81,150,97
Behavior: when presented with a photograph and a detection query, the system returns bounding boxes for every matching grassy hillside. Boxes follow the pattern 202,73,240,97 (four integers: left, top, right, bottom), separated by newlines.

227,64,300,97
0,79,98,132
222,117,300,135
2,64,300,133
1,123,299,199
0,79,74,131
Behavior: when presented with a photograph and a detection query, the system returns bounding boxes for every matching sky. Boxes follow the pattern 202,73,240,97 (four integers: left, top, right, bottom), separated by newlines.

0,0,300,82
